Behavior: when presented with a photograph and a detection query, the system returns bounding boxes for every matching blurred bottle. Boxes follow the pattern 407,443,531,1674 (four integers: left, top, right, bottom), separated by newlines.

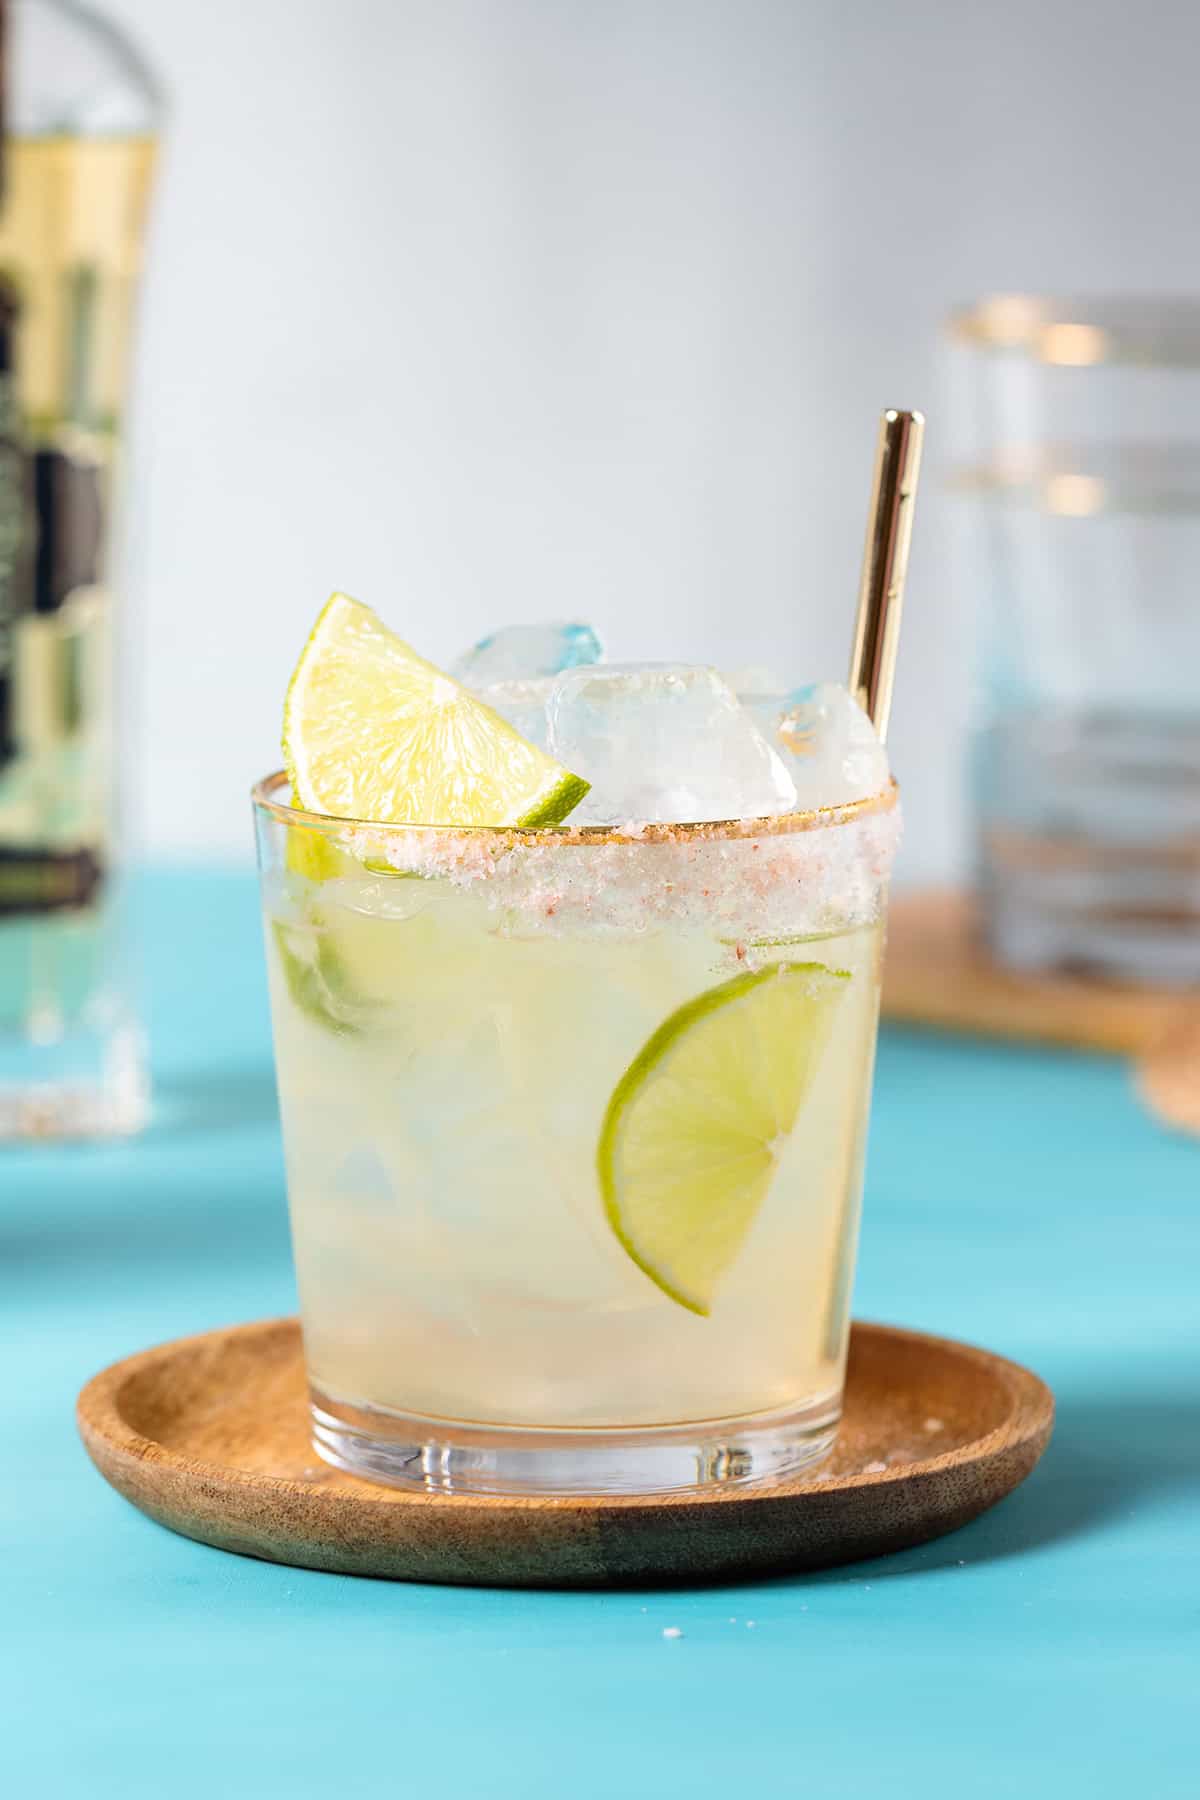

948,296,1200,988
0,0,159,1136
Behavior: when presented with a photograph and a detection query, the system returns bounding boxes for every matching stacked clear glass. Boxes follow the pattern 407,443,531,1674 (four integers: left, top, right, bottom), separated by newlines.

949,295,1200,984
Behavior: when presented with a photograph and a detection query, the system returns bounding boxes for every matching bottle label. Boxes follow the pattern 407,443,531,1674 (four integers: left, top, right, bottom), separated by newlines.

0,846,103,915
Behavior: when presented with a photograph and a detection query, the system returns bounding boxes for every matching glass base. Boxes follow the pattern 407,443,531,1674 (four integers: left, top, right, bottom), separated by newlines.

310,1384,841,1496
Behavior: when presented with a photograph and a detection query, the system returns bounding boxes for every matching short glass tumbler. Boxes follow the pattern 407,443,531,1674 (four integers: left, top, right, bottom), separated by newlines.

253,771,899,1496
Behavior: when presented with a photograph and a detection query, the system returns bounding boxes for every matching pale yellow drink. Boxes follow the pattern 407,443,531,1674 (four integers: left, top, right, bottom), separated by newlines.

254,782,897,1492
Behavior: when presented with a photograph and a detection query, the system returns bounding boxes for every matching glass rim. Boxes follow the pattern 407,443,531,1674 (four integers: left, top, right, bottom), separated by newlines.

946,293,1200,366
251,768,899,847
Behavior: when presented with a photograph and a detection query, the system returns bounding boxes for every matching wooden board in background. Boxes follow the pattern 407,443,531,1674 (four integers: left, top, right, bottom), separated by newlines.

1136,1002,1200,1138
882,890,1184,1055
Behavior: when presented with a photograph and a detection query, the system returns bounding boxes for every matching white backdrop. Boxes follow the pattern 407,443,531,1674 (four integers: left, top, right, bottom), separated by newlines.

104,0,1200,878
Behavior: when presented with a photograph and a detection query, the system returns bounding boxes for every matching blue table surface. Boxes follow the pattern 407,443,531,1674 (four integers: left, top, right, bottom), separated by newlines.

2,869,1197,1798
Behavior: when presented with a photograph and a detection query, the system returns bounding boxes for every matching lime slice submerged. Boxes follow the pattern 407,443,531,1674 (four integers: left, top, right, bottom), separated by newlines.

271,917,373,1035
598,961,849,1316
284,592,589,827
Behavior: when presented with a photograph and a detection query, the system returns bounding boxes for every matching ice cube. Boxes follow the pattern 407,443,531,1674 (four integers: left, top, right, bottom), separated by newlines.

548,664,798,824
321,872,437,922
723,664,786,697
740,682,890,807
453,621,603,687
475,677,555,751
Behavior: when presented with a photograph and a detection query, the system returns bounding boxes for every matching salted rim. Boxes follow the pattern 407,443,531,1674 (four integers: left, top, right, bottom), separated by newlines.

251,768,899,848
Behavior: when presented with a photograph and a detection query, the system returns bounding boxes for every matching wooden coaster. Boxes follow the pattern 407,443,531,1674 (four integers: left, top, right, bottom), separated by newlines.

882,889,1183,1054
77,1318,1053,1588
1136,1001,1200,1138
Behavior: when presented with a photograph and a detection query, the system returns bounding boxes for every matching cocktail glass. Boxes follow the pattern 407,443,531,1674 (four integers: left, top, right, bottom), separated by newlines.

253,771,899,1496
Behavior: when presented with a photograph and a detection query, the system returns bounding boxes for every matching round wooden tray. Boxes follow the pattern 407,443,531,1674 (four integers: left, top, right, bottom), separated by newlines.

77,1318,1053,1588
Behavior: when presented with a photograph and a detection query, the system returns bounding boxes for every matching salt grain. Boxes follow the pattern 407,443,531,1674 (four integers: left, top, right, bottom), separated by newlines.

662,1627,683,1640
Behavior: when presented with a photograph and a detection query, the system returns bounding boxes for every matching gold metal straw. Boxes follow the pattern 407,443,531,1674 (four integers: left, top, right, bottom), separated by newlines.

847,409,925,742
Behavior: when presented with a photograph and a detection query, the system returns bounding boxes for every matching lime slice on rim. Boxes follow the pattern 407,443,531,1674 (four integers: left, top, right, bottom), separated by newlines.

597,961,849,1316
284,592,589,828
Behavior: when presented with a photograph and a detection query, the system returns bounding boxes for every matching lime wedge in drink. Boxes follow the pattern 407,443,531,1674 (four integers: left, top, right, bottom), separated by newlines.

285,824,356,884
271,917,373,1035
597,962,849,1316
284,592,589,827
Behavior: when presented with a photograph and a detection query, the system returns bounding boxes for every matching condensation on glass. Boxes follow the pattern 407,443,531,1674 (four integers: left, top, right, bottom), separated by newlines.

948,295,1200,985
0,0,160,1136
